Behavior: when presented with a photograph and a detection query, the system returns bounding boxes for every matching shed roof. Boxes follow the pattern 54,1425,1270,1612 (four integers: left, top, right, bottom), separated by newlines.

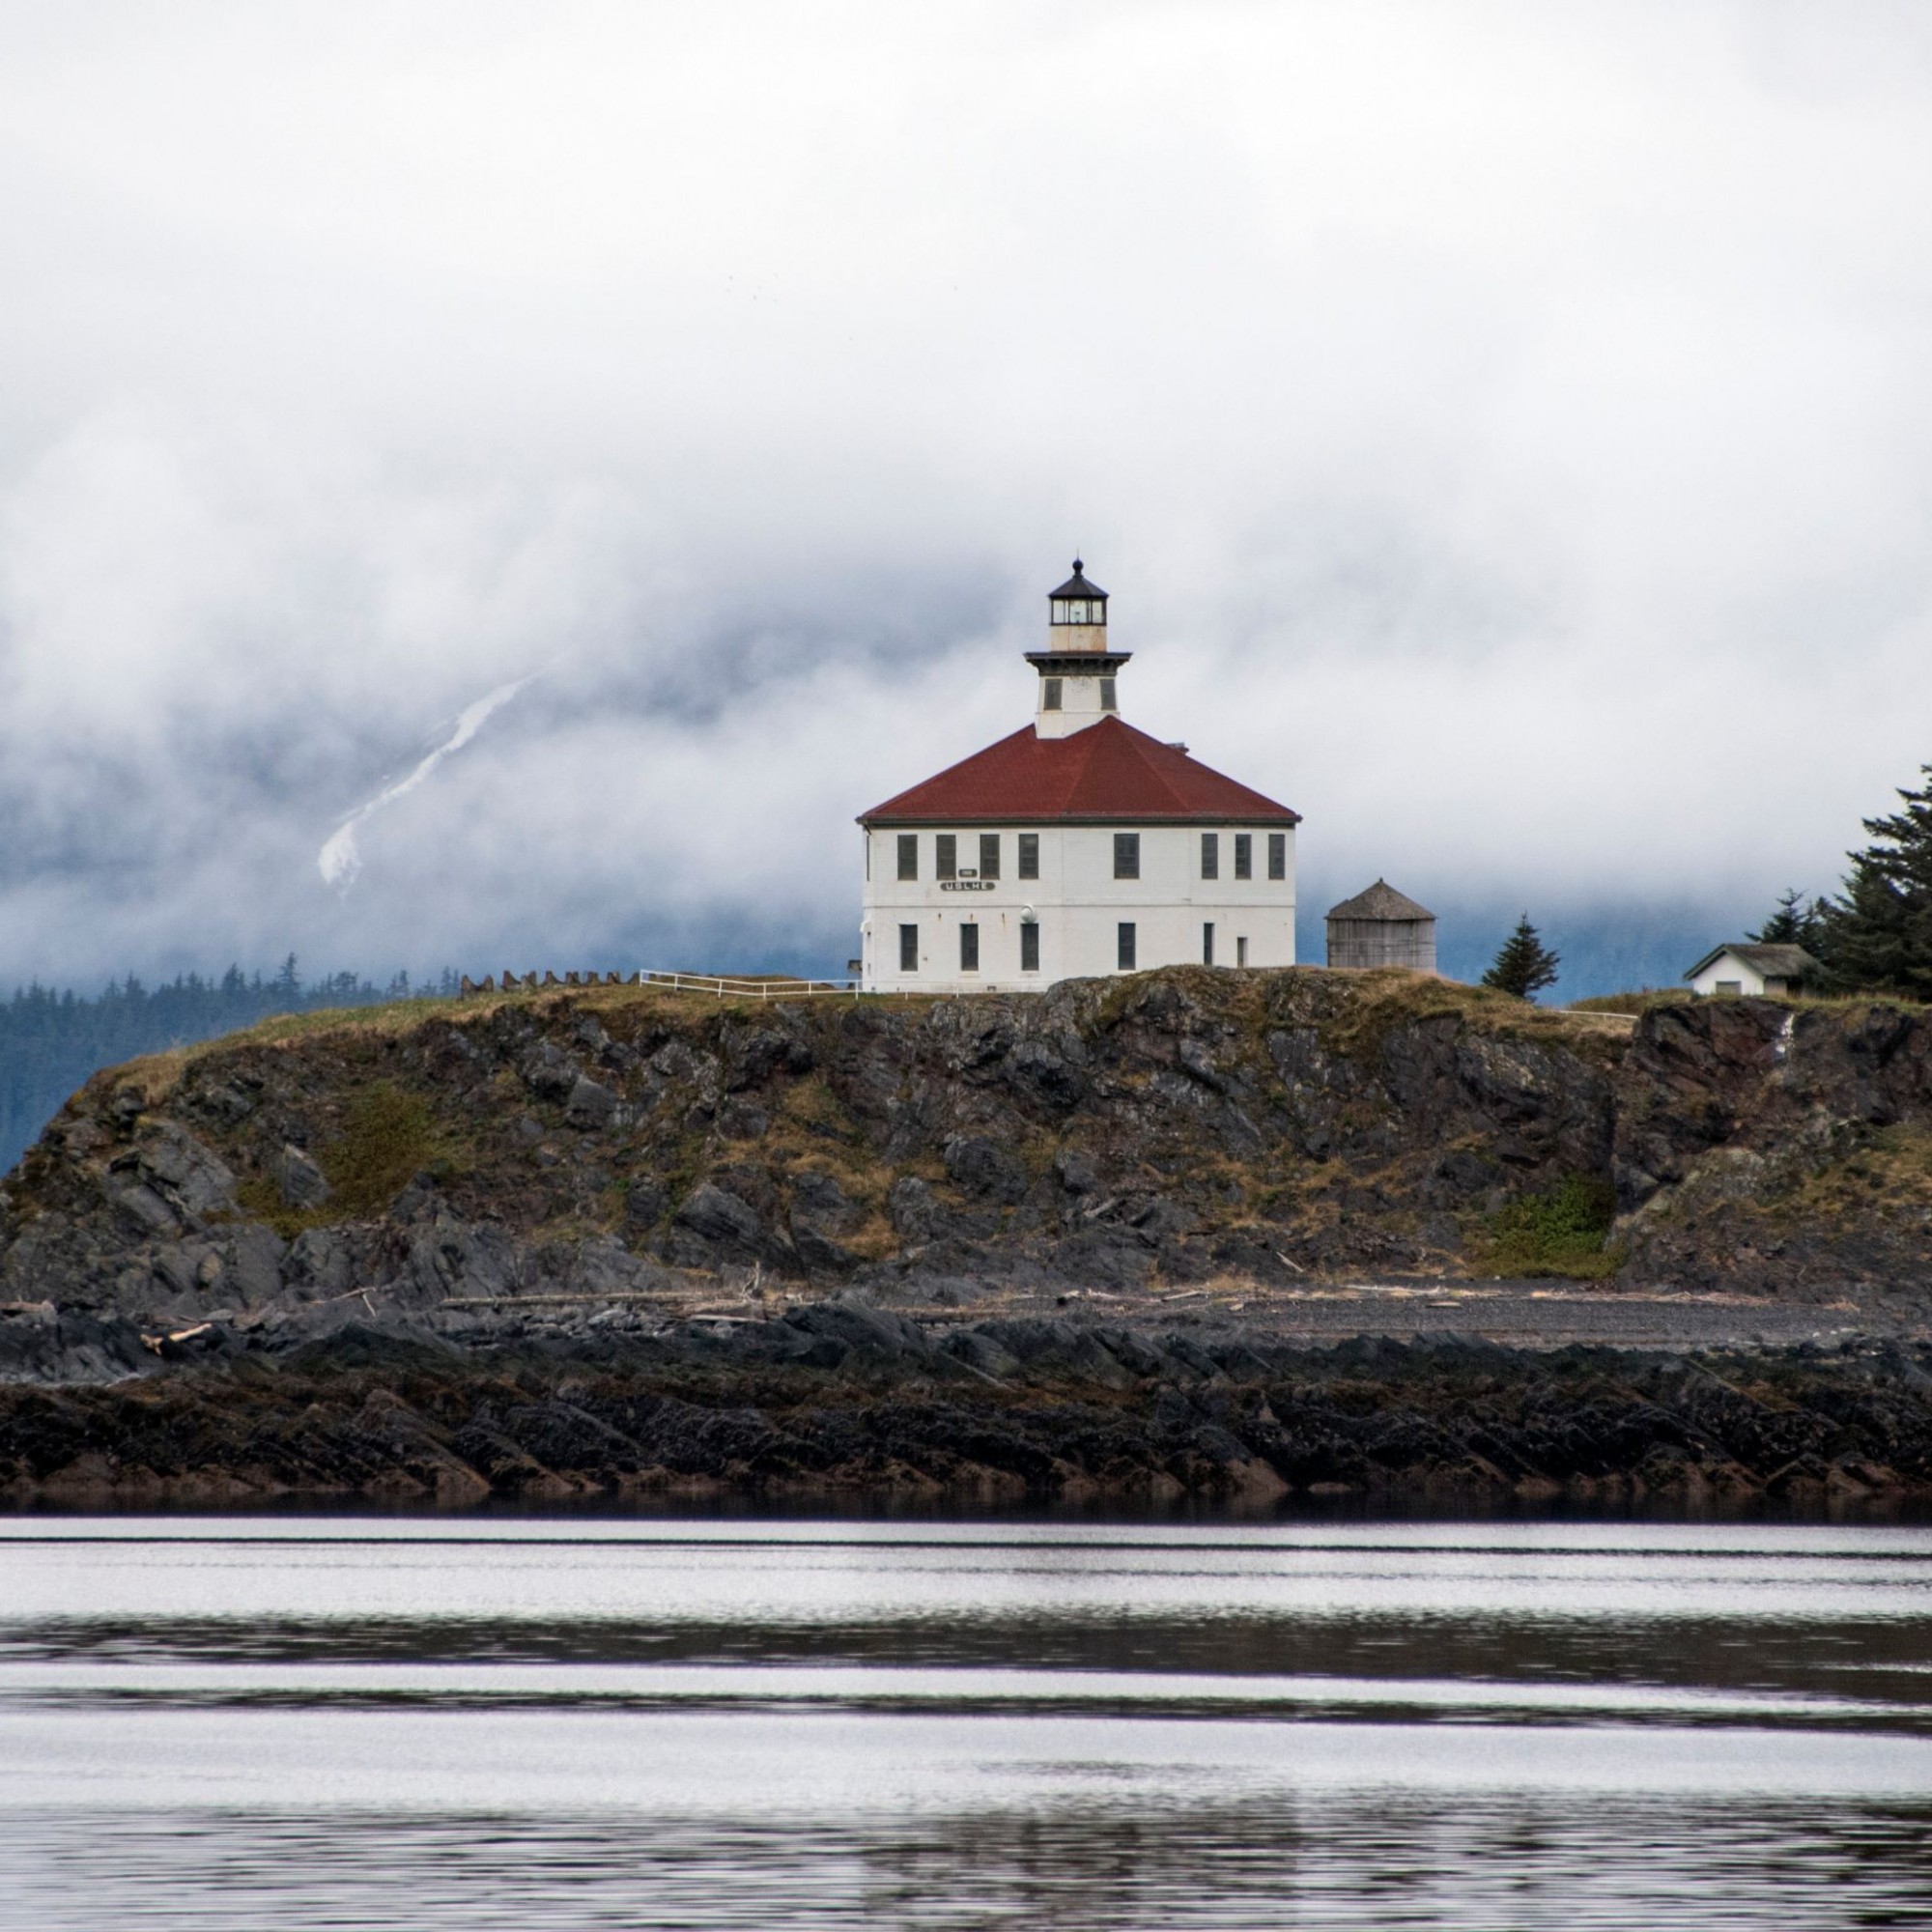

1326,878,1435,923
1684,942,1821,981
859,716,1299,825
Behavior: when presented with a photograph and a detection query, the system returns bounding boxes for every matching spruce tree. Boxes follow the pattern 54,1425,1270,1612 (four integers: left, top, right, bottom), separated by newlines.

1482,915,1561,1000
1816,765,1932,999
1750,889,1827,953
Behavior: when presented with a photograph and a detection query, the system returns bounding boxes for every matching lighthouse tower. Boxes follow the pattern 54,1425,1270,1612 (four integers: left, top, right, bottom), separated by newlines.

857,562,1300,992
1029,560,1127,739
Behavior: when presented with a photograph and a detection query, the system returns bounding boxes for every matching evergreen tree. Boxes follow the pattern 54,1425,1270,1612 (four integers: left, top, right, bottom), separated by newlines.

1816,765,1932,999
0,958,449,1172
1482,915,1561,1000
1750,889,1827,952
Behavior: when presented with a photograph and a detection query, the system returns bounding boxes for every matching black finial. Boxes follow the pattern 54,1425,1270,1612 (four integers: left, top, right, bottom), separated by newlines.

1071,556,1083,574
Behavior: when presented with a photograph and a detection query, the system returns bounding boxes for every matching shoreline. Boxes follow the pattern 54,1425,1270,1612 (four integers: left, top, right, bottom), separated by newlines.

6,1300,1932,1513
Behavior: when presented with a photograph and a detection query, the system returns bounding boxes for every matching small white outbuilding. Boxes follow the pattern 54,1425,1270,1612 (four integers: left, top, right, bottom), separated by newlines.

1684,943,1819,998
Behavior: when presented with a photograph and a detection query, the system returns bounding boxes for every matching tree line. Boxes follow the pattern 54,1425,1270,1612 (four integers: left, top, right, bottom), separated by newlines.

1747,765,1932,1001
1480,762,1932,1005
0,959,456,1174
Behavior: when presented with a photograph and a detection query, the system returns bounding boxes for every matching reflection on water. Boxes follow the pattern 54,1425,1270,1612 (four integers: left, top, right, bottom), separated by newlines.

1,1520,1929,1928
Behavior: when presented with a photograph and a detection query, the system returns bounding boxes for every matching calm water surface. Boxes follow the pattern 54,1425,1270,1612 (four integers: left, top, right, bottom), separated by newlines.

1,1518,1930,1928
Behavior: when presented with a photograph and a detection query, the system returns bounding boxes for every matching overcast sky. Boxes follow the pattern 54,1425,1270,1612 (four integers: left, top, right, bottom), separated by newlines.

2,2,1929,995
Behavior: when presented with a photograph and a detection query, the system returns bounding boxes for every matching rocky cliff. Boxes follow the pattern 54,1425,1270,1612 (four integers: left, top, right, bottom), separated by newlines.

2,967,1929,1506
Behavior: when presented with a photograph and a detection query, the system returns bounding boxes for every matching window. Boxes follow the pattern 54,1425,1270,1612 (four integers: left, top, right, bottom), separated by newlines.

1234,834,1252,880
1113,832,1140,879
896,834,918,882
1201,833,1219,880
1236,936,1248,967
899,923,919,972
960,923,980,972
1099,678,1117,711
1715,979,1742,996
1203,923,1215,966
1041,677,1063,711
979,833,1000,879
1021,922,1039,972
1267,832,1286,880
1017,833,1039,879
1118,923,1137,971
935,835,957,880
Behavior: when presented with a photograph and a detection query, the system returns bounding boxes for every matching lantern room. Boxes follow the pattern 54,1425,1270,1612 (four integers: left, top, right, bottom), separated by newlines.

1047,560,1109,642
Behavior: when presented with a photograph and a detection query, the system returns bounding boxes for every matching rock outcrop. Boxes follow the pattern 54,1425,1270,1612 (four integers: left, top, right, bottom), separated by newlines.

1,967,1929,1505
3,1318,1929,1511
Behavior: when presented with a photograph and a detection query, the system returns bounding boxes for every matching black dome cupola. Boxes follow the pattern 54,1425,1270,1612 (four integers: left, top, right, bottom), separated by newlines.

1048,559,1107,627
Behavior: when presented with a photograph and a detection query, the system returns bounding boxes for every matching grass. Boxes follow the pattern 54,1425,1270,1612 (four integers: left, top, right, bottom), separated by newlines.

176,980,874,1064
1569,990,1693,1015
325,1083,440,1215
1774,1125,1932,1221
236,1080,443,1236
1467,1174,1621,1280
1301,967,1633,1073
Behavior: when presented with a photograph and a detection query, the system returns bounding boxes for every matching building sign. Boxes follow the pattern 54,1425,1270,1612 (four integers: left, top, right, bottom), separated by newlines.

941,880,996,892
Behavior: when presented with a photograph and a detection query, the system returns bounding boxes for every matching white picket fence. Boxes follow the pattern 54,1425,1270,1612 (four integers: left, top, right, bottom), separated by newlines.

464,969,871,1001
636,970,859,1001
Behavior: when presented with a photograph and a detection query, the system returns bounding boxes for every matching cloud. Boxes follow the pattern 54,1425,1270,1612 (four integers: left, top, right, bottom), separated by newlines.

0,3,1928,995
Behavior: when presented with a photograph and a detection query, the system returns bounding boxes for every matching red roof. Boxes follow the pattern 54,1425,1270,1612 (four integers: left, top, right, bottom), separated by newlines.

859,717,1300,826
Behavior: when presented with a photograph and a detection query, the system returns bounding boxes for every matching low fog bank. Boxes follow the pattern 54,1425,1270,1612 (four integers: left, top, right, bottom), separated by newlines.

8,895,1744,1013
2,7,1928,1013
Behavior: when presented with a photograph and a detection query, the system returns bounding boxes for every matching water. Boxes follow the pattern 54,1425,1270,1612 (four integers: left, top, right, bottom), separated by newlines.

2,1519,1930,1928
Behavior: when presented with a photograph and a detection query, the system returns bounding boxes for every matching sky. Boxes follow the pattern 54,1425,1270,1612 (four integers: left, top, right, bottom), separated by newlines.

2,1,1930,1000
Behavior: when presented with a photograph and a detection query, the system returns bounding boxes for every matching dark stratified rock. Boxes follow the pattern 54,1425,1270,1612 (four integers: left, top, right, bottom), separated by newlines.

668,1182,768,1263
944,1134,1030,1204
564,1076,620,1129
2,1311,1930,1509
270,1144,330,1209
1610,999,1932,1295
519,1040,582,1103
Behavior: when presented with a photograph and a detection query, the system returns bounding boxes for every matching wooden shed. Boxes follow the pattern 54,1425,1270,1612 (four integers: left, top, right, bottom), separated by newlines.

1325,879,1436,973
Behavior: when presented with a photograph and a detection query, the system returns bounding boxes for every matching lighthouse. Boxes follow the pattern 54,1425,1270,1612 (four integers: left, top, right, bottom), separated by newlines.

857,562,1300,991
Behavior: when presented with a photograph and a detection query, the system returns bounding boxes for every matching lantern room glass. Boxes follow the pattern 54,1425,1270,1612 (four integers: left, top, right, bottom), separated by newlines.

1050,597,1104,625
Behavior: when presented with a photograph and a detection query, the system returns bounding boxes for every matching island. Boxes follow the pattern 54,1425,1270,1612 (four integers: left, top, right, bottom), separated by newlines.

3,966,1930,1508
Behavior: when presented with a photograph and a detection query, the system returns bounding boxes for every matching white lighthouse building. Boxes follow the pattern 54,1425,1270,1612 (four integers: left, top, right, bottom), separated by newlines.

857,562,1300,992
